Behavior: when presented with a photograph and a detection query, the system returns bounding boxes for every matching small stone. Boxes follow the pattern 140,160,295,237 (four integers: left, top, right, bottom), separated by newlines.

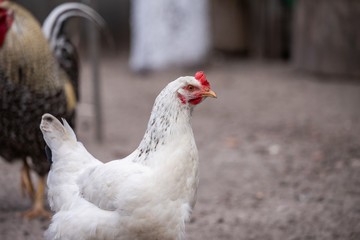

311,151,324,161
256,192,264,200
335,161,344,169
268,144,281,155
298,194,309,202
351,159,360,168
224,137,240,149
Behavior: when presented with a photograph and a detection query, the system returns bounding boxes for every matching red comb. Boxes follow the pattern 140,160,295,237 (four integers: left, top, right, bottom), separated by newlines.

0,7,13,47
195,71,210,88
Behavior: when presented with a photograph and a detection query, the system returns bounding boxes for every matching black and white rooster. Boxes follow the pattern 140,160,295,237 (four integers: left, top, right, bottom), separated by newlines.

0,0,105,218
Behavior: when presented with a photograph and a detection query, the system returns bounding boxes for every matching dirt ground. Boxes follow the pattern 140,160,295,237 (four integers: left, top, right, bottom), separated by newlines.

1,57,360,240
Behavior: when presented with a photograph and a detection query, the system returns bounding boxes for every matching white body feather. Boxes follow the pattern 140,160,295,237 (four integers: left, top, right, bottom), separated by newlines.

40,76,205,240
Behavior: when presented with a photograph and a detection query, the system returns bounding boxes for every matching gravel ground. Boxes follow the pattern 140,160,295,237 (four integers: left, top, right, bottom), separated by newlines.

1,57,360,240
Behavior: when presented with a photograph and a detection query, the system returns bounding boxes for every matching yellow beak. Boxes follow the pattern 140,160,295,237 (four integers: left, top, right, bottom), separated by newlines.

201,89,217,98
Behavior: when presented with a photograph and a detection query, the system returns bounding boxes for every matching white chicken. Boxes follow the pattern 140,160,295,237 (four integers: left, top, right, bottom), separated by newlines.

40,72,216,240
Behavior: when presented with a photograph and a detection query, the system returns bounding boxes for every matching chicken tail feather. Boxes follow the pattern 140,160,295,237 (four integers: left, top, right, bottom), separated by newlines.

45,145,53,165
40,113,77,151
42,2,108,52
62,117,77,141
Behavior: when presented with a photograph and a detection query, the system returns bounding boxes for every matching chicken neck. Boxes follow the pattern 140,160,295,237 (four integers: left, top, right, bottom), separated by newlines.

133,81,199,206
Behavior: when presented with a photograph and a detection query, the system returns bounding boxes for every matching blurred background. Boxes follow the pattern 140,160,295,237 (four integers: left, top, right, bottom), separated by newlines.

1,0,360,239
13,0,360,76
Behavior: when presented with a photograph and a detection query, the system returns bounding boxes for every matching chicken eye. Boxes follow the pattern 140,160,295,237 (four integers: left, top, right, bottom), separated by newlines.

187,85,194,91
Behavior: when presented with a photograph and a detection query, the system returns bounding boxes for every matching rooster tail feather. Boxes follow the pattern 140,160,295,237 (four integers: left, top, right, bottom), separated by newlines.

40,113,77,151
42,2,107,52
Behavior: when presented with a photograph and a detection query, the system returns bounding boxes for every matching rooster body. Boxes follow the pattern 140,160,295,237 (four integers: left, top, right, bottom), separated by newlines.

0,1,104,217
41,73,216,239
0,1,74,175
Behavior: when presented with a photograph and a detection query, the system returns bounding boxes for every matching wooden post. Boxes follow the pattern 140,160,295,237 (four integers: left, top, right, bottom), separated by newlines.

292,0,360,77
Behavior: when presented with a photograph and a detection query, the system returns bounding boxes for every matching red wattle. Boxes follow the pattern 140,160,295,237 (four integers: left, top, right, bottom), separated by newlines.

189,96,202,105
178,93,186,104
